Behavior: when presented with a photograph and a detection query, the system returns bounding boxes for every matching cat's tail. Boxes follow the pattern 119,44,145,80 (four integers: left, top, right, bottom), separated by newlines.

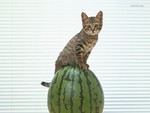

41,81,50,88
41,63,60,88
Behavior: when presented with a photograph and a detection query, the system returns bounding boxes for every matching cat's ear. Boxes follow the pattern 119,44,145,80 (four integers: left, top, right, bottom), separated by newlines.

96,11,103,21
81,12,88,23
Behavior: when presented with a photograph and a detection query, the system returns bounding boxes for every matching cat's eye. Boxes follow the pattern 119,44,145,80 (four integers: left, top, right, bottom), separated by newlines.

87,25,91,28
95,24,99,27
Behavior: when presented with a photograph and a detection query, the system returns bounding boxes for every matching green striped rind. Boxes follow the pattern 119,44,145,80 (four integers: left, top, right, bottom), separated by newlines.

48,66,104,113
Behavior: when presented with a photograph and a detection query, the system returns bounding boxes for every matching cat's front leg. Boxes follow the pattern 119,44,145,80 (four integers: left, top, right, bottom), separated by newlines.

75,41,89,70
75,53,88,70
75,55,88,70
83,52,90,69
76,62,88,70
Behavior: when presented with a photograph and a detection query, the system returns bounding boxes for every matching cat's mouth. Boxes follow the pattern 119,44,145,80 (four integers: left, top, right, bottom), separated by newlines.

90,30,100,36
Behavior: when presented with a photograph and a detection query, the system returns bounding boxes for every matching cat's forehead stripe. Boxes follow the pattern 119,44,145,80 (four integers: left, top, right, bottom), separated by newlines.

88,17,96,24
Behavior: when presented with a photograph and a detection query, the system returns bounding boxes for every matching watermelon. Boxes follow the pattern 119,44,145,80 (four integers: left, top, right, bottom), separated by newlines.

48,66,104,113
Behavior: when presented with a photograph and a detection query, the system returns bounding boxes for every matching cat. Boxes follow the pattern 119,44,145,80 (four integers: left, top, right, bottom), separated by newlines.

41,11,103,87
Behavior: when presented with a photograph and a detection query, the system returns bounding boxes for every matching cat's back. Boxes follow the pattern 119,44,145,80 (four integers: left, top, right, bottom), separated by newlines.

56,33,79,66
62,33,79,51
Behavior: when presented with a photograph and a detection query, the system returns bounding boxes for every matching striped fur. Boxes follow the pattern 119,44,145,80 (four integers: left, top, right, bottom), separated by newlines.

48,66,104,113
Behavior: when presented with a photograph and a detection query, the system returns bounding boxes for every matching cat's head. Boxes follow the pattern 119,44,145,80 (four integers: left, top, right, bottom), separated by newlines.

81,11,103,36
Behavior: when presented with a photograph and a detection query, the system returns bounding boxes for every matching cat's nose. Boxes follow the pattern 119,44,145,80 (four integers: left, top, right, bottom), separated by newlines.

92,29,95,33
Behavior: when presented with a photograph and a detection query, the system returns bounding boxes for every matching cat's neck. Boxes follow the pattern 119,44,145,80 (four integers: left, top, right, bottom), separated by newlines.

79,29,98,39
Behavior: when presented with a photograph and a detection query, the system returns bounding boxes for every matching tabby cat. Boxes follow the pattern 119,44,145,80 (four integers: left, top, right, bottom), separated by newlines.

41,11,103,87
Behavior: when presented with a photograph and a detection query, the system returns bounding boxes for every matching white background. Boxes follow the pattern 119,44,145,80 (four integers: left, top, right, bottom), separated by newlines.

0,0,150,113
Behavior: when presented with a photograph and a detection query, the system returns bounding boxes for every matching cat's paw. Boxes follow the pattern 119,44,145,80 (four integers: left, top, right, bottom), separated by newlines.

85,64,89,68
79,64,88,70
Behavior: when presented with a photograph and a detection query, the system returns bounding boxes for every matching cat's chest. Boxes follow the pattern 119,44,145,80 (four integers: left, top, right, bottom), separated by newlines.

84,38,97,52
